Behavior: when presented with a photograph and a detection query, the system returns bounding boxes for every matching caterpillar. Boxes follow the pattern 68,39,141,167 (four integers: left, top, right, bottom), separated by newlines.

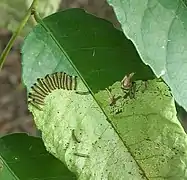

72,129,81,143
28,72,78,111
73,152,89,158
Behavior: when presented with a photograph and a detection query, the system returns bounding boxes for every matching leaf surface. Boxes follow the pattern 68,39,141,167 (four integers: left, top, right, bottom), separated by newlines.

22,9,187,179
0,133,76,180
28,78,187,179
22,9,154,93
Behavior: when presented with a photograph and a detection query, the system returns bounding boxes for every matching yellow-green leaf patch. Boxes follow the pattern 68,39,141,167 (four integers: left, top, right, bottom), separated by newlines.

29,77,187,179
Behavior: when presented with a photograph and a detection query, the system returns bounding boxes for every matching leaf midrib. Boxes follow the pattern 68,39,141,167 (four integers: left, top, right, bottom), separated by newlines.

39,16,149,179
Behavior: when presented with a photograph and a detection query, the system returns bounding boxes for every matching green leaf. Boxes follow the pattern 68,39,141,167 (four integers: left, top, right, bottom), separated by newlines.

96,79,187,179
21,9,187,179
106,0,187,112
28,78,187,179
22,8,154,93
0,133,76,180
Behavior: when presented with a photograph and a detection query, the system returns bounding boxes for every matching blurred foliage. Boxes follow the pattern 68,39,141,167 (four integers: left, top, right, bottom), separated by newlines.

0,0,32,36
0,0,61,36
26,0,61,18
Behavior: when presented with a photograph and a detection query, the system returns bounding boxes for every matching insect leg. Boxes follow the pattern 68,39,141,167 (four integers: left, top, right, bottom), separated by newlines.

129,82,136,99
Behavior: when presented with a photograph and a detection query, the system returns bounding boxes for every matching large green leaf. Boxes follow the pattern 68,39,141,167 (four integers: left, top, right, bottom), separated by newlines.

0,133,76,180
21,9,187,179
107,0,187,112
29,78,187,179
22,9,153,93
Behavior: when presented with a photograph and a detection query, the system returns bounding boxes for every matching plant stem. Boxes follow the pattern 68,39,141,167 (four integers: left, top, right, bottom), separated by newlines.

32,8,43,24
0,0,38,70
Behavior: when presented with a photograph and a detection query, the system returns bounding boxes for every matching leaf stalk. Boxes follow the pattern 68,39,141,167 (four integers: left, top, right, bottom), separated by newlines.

0,0,38,70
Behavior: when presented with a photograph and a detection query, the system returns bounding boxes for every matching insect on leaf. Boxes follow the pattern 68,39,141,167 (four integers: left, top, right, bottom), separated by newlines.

28,76,187,179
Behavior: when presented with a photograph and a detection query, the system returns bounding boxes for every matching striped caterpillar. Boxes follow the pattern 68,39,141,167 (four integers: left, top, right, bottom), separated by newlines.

28,72,77,111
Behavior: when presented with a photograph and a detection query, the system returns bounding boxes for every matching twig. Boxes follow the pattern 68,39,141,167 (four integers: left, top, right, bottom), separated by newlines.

0,0,38,70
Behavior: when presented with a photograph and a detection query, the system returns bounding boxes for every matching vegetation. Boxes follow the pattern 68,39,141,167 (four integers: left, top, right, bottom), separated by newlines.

0,0,187,179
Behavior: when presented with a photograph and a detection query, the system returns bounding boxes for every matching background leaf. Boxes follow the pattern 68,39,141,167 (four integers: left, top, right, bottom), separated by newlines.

0,133,76,180
106,0,187,112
